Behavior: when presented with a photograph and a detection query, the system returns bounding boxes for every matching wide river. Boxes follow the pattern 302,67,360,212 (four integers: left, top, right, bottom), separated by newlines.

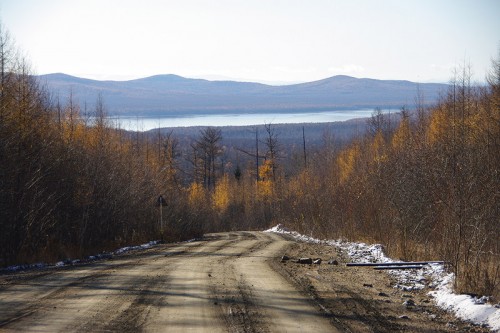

109,109,395,131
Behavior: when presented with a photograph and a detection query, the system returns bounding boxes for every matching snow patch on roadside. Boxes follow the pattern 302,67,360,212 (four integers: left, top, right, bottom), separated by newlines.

4,262,47,272
2,237,207,274
265,224,500,331
3,240,162,272
429,274,500,332
114,240,160,255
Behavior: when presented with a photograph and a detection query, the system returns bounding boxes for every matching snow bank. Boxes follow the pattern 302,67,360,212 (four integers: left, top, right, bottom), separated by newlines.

4,262,46,272
265,224,500,331
265,224,322,244
429,273,500,331
3,240,161,273
114,240,160,255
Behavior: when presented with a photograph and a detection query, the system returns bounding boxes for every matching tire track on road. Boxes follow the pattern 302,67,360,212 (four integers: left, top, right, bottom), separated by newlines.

77,236,238,333
208,233,273,333
207,232,340,333
0,232,341,333
231,232,341,333
0,239,207,332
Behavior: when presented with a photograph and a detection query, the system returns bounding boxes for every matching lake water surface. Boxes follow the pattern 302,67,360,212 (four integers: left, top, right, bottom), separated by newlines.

110,109,394,131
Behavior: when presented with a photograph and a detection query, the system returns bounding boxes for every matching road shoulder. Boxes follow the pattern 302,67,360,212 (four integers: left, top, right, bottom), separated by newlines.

269,238,491,333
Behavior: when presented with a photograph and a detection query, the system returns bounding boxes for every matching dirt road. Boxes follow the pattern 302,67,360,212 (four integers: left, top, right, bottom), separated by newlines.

0,231,489,332
0,232,338,332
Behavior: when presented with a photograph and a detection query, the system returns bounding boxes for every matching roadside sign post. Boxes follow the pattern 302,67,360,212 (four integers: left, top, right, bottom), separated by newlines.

157,195,166,238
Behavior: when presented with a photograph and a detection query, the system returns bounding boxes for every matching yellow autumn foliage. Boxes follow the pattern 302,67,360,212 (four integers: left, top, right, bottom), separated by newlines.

213,175,230,213
336,144,360,183
391,118,410,151
371,131,387,164
258,160,274,197
427,109,447,144
188,182,206,208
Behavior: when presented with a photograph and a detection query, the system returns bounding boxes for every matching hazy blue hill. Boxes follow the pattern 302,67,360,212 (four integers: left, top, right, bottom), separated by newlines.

126,75,270,94
39,73,448,116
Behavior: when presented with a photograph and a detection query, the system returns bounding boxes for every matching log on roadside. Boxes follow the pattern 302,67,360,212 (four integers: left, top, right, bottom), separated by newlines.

346,261,444,267
373,265,426,270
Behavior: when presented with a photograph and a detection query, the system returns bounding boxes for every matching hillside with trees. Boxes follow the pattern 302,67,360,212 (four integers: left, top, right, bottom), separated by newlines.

39,72,447,116
1,25,498,300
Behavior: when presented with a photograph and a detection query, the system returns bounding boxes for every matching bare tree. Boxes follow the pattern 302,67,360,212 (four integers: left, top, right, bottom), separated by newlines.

163,130,181,188
262,123,281,182
196,127,223,189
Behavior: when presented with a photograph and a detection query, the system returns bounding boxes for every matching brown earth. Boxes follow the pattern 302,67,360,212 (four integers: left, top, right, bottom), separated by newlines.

0,231,491,332
272,236,491,333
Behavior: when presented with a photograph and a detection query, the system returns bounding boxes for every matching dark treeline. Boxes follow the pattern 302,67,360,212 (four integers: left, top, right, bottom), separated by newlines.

1,24,498,300
0,27,202,266
143,120,371,185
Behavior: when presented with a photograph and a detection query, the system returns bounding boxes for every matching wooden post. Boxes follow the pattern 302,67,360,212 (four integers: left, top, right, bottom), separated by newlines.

302,126,307,168
158,195,166,238
255,127,259,181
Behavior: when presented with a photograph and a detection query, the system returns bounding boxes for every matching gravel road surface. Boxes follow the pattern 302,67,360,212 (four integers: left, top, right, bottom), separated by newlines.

0,231,490,332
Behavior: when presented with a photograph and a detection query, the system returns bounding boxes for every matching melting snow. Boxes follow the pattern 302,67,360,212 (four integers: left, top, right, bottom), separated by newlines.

114,240,159,255
265,224,500,331
3,240,161,273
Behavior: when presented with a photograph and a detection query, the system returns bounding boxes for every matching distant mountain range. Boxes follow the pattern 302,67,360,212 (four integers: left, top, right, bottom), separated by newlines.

39,73,448,116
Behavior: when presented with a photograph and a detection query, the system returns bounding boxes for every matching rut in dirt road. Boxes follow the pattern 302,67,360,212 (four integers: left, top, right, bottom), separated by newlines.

0,232,339,333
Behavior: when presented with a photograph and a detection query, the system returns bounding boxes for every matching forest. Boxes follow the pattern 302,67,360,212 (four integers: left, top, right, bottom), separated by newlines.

0,25,498,300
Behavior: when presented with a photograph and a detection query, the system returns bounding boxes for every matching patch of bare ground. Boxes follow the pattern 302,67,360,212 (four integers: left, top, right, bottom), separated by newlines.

270,239,492,333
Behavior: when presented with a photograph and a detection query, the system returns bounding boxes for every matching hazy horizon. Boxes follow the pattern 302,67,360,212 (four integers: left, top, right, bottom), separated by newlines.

42,71,450,86
2,0,499,85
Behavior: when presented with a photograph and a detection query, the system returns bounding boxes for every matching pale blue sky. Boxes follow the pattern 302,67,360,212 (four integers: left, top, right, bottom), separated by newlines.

1,0,499,83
